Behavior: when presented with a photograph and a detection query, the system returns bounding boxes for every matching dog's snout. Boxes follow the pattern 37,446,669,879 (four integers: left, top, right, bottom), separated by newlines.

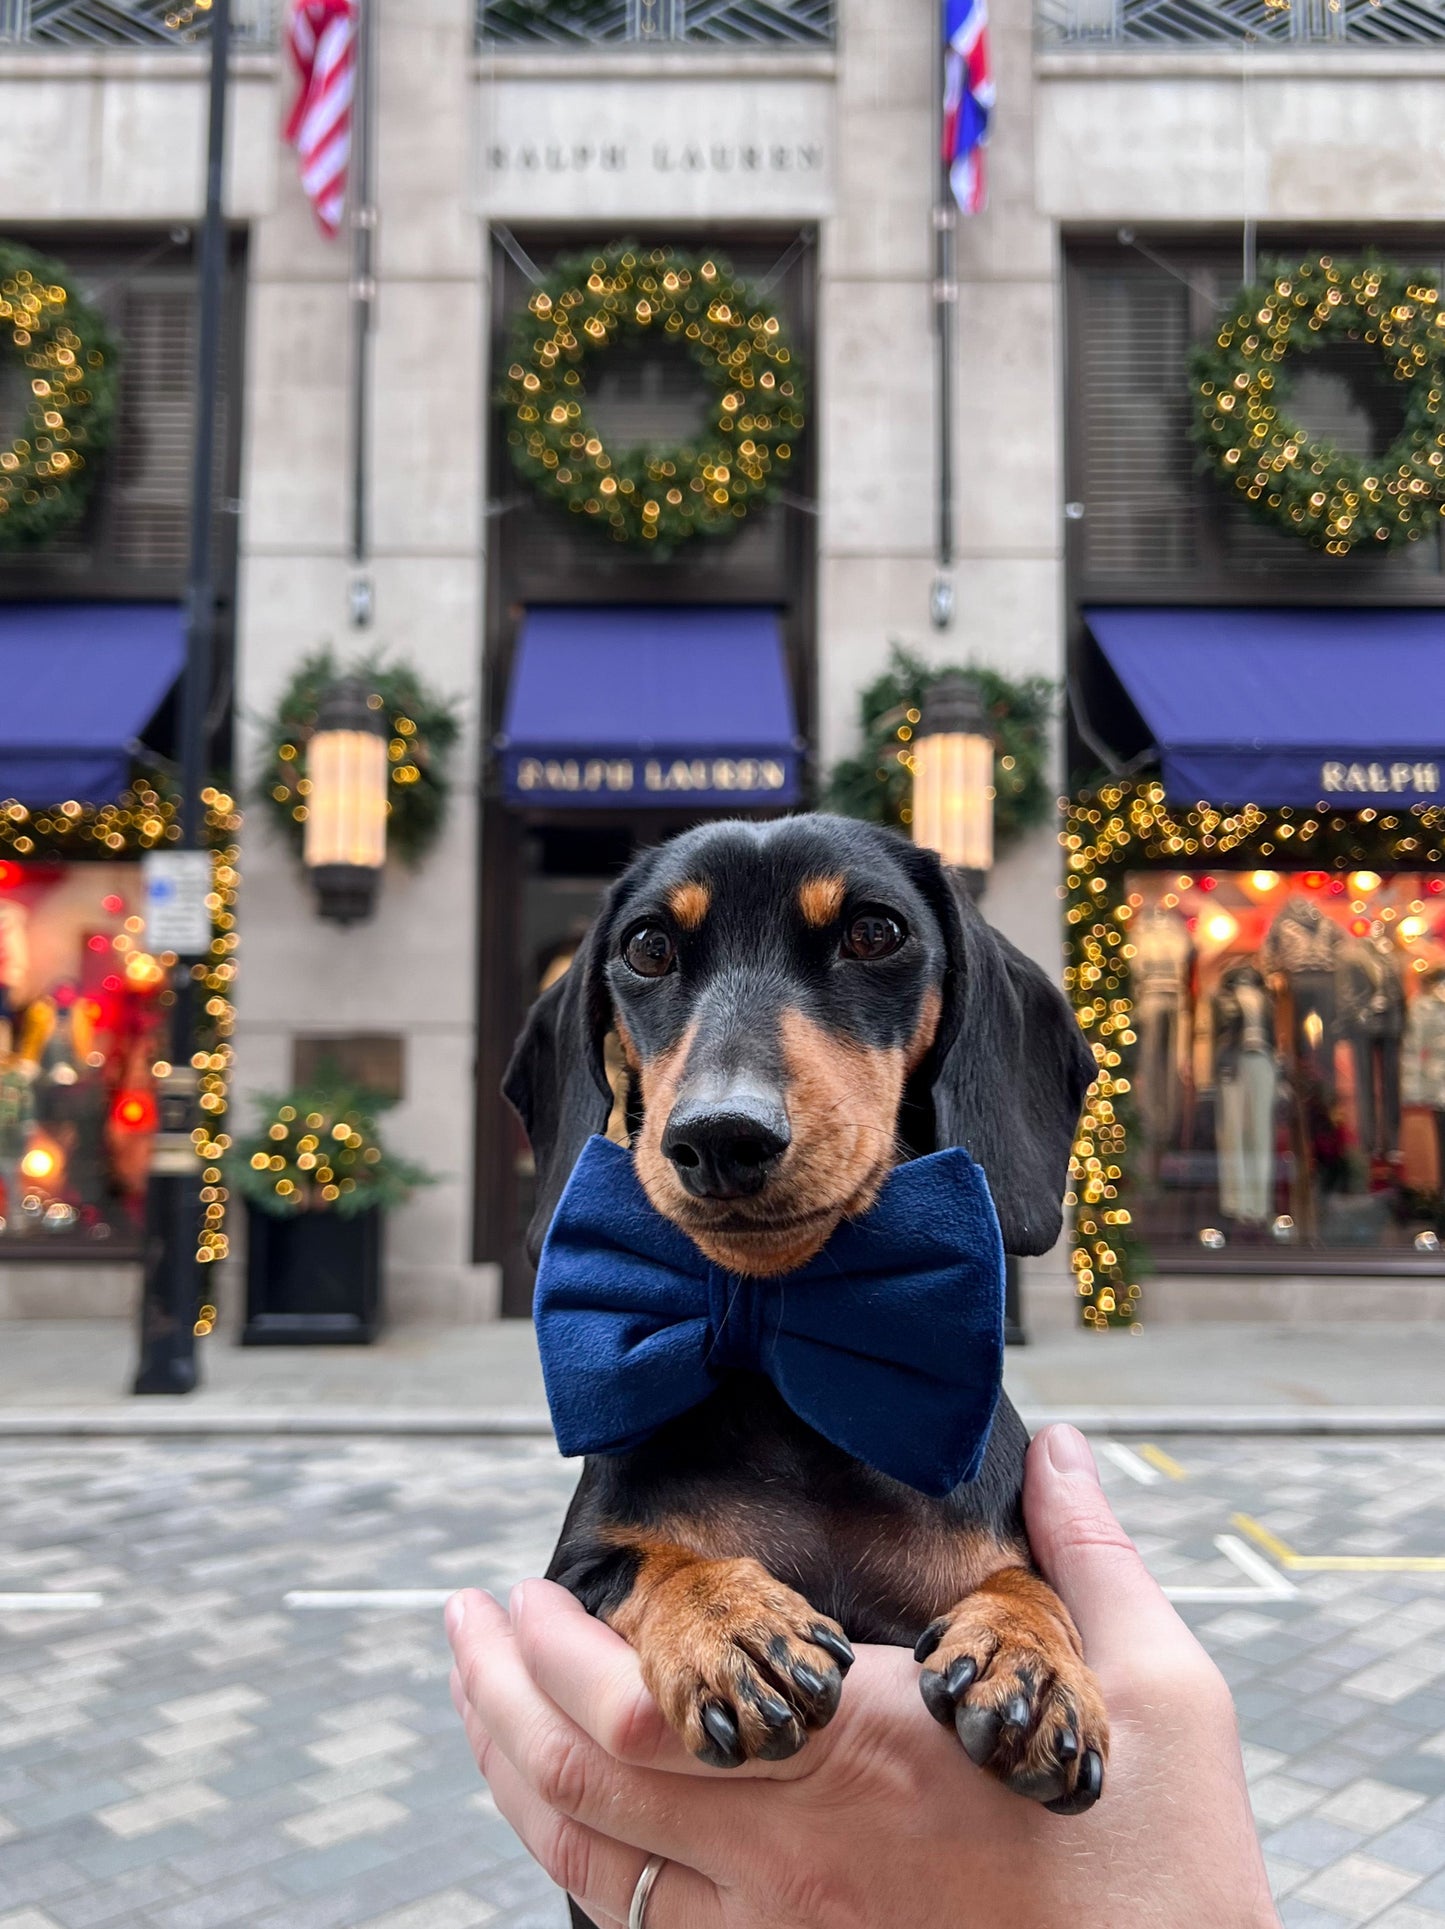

662,1096,791,1200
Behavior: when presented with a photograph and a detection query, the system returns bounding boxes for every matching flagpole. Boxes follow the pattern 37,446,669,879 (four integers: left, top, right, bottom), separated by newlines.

932,0,957,632
349,0,376,627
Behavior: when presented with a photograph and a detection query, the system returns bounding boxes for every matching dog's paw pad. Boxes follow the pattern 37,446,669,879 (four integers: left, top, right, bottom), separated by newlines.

915,1583,1108,1813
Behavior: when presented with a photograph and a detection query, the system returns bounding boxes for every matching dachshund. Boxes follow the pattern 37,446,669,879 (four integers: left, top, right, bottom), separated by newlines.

504,813,1106,1908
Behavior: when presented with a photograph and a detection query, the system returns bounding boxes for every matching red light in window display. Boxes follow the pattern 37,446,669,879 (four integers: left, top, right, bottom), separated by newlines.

102,974,121,992
0,862,21,889
101,894,124,915
1300,871,1328,889
86,934,108,953
1429,879,1445,895
1327,876,1347,894
1350,917,1371,937
1198,876,1218,891
111,1090,158,1133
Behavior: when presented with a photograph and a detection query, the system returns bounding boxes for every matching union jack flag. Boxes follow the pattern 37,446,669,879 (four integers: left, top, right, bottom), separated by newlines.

285,0,357,238
942,0,994,215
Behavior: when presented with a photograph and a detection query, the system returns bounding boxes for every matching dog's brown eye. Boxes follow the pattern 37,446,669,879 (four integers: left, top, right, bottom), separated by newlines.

841,910,906,961
622,925,676,978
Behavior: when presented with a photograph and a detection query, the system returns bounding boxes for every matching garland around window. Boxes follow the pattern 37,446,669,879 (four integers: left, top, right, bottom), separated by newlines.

1189,255,1445,556
259,651,462,868
0,240,119,550
500,242,803,552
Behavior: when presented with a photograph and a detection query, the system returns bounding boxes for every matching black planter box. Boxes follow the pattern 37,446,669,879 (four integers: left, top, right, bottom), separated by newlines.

242,1202,383,1345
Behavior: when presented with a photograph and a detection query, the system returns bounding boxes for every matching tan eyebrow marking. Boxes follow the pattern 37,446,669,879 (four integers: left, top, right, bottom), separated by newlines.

667,881,711,930
798,875,847,928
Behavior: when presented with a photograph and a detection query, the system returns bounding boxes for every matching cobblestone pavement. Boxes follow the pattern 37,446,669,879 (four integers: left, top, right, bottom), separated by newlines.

2,1436,1445,1928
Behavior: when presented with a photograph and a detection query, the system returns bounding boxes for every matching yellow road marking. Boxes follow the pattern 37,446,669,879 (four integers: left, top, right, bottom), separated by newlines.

1232,1513,1445,1574
1138,1443,1188,1480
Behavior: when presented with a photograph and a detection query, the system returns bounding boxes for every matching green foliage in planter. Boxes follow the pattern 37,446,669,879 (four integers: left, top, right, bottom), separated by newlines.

232,1077,433,1220
824,644,1056,851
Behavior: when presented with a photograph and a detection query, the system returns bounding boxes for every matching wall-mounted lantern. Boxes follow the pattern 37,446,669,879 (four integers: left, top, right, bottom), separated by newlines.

910,668,994,895
303,676,388,926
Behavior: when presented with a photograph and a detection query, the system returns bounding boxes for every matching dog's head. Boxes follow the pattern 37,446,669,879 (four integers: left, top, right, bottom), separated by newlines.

505,814,1094,1277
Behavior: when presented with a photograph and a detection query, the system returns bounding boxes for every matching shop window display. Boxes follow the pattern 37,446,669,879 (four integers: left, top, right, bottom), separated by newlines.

1128,869,1445,1255
0,861,165,1249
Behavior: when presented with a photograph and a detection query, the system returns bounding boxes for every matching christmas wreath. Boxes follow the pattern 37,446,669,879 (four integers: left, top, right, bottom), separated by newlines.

0,240,119,550
258,650,461,868
825,645,1055,850
1189,255,1445,556
500,241,803,551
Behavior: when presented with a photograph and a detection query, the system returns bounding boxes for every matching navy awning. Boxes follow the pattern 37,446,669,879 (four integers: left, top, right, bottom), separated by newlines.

1086,605,1445,808
499,606,801,808
0,602,185,807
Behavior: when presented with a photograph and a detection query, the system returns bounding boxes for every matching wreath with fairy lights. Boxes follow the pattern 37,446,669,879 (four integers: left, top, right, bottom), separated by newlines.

258,651,461,868
0,240,119,550
1189,255,1445,556
500,242,803,552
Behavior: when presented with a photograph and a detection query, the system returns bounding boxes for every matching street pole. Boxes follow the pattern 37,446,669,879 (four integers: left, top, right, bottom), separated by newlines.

932,0,957,632
133,0,232,1395
348,0,376,627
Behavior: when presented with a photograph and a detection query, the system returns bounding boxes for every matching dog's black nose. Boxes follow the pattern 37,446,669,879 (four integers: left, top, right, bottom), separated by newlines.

662,1097,791,1200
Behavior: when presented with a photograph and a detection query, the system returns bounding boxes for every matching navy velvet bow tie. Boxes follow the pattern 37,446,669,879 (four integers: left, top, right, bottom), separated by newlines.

533,1135,1006,1498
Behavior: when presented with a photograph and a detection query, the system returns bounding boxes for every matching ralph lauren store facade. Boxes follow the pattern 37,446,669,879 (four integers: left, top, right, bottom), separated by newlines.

1065,233,1445,1328
473,230,816,1312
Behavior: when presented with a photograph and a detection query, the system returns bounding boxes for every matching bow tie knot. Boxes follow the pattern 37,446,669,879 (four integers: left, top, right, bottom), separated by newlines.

532,1136,1007,1497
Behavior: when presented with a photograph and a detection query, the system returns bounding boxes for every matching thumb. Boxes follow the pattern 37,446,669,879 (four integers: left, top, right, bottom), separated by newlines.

1023,1424,1193,1674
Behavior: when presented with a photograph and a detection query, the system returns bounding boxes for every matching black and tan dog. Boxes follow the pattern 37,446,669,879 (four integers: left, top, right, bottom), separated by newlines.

505,813,1106,1863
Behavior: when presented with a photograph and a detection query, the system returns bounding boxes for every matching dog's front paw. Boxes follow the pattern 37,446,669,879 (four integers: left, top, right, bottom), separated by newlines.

626,1555,853,1768
914,1568,1108,1814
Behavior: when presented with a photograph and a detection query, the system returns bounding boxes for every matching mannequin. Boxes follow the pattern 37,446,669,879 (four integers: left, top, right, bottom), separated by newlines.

1335,932,1404,1159
1262,895,1342,1100
1402,971,1445,1183
1212,962,1278,1226
0,897,28,1022
1132,901,1193,1150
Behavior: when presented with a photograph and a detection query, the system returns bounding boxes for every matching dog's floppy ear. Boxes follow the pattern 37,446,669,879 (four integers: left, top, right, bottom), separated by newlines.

907,847,1095,1256
503,905,616,1265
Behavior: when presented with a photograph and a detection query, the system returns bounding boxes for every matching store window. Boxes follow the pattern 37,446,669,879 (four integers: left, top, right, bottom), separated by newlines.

0,861,166,1250
1129,867,1445,1257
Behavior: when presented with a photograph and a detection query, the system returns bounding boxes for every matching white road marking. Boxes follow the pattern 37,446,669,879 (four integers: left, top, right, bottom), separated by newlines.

0,1591,105,1611
284,1589,456,1611
1099,1442,1163,1485
1163,1535,1299,1605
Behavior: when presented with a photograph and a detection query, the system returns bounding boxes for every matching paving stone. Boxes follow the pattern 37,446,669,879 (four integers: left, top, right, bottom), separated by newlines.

3,1433,1444,1926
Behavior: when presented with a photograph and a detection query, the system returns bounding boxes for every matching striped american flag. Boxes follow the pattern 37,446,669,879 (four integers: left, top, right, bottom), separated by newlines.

942,0,994,215
285,0,358,238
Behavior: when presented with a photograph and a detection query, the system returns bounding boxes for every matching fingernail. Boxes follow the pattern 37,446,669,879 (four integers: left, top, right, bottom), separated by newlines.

445,1593,467,1637
1045,1424,1098,1481
508,1582,527,1624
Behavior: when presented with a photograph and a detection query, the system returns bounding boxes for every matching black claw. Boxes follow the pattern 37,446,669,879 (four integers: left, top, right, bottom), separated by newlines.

957,1704,1002,1767
1055,1728,1079,1762
913,1619,948,1664
1012,1766,1070,1806
919,1668,956,1726
754,1717,806,1762
1043,1747,1104,1817
1001,1694,1031,1731
944,1655,977,1700
791,1661,826,1698
810,1625,856,1674
699,1701,745,1769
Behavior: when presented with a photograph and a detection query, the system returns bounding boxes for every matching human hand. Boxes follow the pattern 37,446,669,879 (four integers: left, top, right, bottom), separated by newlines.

447,1425,1279,1928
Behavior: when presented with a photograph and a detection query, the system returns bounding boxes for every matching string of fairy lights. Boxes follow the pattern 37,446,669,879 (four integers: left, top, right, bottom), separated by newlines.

0,783,240,1323
1063,779,1445,1330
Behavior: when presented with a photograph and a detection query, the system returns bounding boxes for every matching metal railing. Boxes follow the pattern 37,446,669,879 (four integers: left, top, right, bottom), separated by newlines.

0,0,274,47
478,0,834,47
1038,0,1445,42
